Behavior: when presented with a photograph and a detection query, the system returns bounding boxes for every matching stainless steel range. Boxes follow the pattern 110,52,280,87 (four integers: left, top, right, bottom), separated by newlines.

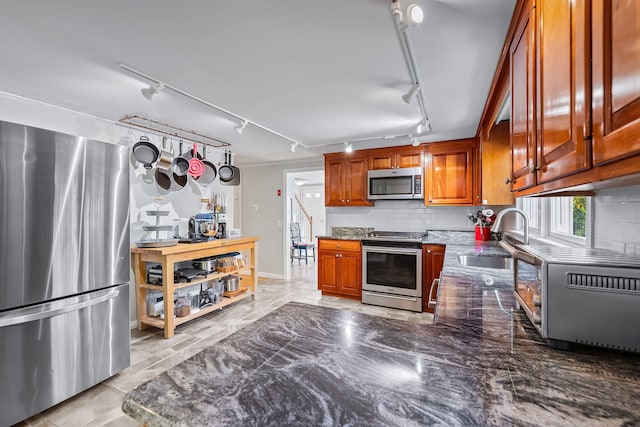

361,231,427,312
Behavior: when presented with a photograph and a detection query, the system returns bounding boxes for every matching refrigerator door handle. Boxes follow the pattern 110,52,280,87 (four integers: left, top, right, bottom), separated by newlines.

0,287,121,328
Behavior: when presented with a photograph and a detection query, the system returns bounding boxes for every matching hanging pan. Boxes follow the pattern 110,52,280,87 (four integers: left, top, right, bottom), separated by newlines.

171,140,190,177
196,146,217,185
155,139,187,191
219,149,240,186
132,135,159,169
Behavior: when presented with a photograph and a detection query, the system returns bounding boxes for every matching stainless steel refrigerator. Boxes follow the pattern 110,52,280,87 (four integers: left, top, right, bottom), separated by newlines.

0,120,130,426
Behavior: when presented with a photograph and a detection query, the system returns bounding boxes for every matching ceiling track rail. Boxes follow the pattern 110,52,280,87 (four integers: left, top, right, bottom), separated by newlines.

119,114,231,148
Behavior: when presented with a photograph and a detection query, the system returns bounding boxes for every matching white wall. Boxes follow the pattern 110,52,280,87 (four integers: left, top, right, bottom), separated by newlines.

594,185,640,256
327,200,503,232
242,160,323,278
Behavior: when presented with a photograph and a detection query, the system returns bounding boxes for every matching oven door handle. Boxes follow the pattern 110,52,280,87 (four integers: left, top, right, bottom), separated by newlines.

362,246,420,255
362,291,418,302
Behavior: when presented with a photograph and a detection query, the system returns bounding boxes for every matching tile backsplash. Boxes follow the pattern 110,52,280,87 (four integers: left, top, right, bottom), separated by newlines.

326,200,504,233
594,185,640,256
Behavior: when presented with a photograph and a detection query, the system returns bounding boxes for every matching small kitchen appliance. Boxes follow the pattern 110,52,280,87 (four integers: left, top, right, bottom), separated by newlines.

503,242,640,352
215,213,228,239
367,167,423,200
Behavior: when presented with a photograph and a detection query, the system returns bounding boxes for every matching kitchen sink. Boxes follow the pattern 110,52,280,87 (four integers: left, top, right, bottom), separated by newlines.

457,254,513,270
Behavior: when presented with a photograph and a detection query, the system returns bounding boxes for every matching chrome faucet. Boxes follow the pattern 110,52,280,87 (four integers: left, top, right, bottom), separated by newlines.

491,207,529,245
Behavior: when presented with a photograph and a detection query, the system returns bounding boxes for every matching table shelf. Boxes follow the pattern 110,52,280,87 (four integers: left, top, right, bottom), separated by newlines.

132,237,260,338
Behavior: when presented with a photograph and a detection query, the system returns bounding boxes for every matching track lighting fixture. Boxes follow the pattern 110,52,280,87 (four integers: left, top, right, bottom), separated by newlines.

402,84,420,104
141,82,164,101
234,120,248,135
289,142,297,153
344,142,353,153
411,136,420,147
391,1,424,31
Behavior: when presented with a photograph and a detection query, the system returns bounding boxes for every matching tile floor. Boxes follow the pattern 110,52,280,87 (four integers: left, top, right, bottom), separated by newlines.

17,263,433,427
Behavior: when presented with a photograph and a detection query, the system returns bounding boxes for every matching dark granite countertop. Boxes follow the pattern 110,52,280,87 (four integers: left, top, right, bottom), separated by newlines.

123,231,640,426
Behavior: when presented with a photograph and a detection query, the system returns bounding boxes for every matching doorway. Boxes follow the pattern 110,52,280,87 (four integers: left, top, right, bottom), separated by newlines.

284,169,325,280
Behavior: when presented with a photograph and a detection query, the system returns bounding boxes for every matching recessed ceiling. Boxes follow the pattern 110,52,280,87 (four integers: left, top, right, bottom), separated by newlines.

0,0,515,165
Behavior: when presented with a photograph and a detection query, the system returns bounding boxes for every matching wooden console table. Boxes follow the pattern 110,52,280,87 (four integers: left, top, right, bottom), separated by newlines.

131,237,260,338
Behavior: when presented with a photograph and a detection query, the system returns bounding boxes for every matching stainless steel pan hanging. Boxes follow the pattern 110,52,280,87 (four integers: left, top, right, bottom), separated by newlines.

219,149,240,186
132,135,159,169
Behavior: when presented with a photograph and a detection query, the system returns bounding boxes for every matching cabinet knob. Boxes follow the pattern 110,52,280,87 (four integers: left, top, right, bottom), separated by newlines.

505,178,512,184
346,199,351,203
336,244,341,248
341,199,345,203
427,250,431,253
335,254,339,258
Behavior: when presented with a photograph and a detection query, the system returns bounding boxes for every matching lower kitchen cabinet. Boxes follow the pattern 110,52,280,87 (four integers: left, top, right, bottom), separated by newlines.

423,244,446,313
318,238,362,299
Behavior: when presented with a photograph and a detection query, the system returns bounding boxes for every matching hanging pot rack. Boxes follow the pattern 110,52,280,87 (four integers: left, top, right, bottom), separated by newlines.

119,114,232,148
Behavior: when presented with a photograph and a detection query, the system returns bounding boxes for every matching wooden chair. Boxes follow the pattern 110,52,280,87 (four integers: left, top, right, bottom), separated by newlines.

290,222,315,264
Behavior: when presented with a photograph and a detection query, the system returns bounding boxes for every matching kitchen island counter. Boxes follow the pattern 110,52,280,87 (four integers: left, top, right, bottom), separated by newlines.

123,232,640,426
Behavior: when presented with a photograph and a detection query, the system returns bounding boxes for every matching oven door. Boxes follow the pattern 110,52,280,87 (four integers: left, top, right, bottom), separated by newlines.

362,245,422,297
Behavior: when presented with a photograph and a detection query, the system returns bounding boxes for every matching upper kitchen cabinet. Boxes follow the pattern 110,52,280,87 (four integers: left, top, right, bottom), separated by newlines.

592,0,640,166
368,146,424,170
510,0,537,191
535,0,591,183
424,139,476,206
324,153,373,207
481,121,515,205
509,0,593,192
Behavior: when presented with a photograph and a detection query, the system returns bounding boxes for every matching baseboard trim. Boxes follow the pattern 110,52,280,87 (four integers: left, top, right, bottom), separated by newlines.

258,272,284,280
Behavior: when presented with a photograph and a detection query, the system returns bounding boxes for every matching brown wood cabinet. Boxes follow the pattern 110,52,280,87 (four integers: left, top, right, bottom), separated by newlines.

422,244,445,313
368,146,424,170
500,0,640,196
510,0,537,191
535,0,591,183
592,0,640,166
480,122,514,205
424,139,476,206
324,153,372,207
318,239,362,299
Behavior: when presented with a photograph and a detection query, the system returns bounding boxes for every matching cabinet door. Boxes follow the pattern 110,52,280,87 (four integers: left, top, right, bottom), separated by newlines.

510,2,537,191
481,122,514,205
344,156,371,206
318,250,339,293
396,148,424,168
368,150,394,170
423,245,445,313
425,142,474,205
592,0,640,165
536,0,591,183
338,251,362,297
324,158,345,206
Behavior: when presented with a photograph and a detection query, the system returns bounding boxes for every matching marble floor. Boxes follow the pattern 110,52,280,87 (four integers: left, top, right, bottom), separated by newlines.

16,262,433,427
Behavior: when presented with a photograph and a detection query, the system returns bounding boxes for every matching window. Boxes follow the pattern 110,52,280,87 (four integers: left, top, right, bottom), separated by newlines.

516,196,591,247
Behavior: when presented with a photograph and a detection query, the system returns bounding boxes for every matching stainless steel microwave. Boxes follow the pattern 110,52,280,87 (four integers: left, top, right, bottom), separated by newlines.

367,167,423,200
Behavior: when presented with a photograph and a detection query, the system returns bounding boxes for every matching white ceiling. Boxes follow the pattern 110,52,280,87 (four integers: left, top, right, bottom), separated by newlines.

0,0,515,165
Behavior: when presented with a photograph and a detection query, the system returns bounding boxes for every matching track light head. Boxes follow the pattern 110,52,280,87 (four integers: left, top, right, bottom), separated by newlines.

407,4,424,25
289,142,297,153
411,136,420,147
141,82,164,100
392,1,424,31
402,84,420,103
344,142,353,154
234,120,248,134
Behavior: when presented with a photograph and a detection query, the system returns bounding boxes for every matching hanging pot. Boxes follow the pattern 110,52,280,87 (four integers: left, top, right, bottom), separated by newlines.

155,168,187,191
188,143,205,178
156,136,173,170
171,140,190,177
196,147,217,185
219,150,240,186
132,135,159,169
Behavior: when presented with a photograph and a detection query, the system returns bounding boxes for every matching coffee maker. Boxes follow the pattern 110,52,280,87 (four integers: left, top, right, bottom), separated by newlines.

215,213,227,239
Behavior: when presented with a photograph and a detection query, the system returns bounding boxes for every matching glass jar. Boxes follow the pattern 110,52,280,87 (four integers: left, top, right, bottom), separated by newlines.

188,290,200,313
